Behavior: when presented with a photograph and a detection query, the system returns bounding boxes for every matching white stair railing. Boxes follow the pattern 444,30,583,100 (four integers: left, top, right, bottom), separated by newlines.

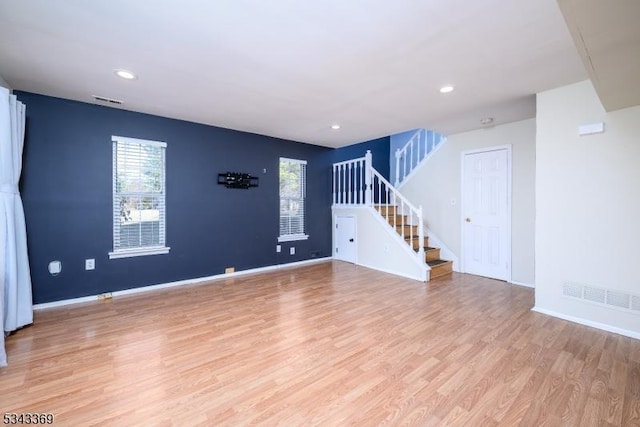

370,169,424,260
332,150,424,261
332,151,371,206
394,129,446,186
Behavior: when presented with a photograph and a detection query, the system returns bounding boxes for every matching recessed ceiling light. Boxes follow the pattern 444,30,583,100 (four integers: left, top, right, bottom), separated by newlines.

331,124,341,130
439,85,455,94
115,69,137,80
480,117,494,125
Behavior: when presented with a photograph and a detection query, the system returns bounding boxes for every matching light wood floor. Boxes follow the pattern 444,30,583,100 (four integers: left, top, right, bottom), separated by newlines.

2,261,640,426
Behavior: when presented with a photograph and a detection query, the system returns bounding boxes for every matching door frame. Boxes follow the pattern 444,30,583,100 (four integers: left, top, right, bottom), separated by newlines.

460,144,512,282
334,214,357,264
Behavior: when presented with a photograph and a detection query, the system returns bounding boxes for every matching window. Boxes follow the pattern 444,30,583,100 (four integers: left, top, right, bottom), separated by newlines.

109,136,170,259
279,157,308,242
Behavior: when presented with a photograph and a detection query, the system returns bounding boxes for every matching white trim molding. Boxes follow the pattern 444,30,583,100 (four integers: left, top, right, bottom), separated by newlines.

34,258,332,310
510,280,535,288
277,234,309,243
532,306,640,340
355,261,427,282
109,246,170,259
112,135,167,148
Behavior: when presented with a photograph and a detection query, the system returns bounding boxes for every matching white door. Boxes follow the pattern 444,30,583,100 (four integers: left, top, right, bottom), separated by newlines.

335,215,357,263
462,147,510,280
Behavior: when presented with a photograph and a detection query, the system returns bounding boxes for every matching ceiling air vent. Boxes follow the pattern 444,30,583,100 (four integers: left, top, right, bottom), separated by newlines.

92,95,123,105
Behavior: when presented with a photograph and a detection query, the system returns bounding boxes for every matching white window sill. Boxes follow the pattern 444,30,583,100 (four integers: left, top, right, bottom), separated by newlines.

109,246,171,259
277,234,309,243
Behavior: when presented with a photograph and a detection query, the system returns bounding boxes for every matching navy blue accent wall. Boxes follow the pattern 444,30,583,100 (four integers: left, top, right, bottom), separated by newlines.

17,92,334,303
332,136,390,181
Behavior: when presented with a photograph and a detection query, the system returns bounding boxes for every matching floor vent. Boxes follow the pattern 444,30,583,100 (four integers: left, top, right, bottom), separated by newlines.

92,95,123,105
563,282,640,314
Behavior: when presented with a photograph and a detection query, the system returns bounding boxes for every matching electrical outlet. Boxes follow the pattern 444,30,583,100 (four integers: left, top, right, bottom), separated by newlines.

85,258,95,270
97,292,112,300
276,245,281,253
225,267,235,274
48,260,62,275
290,247,295,255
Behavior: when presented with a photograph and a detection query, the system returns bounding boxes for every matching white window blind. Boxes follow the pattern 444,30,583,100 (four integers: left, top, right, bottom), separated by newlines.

109,136,170,259
278,157,309,242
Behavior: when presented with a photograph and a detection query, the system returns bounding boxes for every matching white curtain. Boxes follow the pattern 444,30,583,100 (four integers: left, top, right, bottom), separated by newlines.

0,87,32,367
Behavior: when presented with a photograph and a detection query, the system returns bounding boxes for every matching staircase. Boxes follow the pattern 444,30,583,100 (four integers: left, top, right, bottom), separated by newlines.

374,204,453,279
394,129,446,187
332,150,452,281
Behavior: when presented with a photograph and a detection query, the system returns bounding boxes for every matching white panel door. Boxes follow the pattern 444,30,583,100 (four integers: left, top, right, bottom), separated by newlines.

335,215,357,263
462,148,510,280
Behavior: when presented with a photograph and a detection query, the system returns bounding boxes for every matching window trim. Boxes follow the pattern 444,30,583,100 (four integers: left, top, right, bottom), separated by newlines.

278,157,309,242
108,246,170,259
109,135,170,260
277,234,309,243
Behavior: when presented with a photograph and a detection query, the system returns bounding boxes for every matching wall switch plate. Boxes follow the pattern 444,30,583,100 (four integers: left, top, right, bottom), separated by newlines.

85,259,95,270
290,247,295,255
276,245,281,253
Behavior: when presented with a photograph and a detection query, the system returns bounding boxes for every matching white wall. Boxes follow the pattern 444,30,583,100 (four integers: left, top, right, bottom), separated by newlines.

535,80,640,337
400,119,536,286
0,74,10,89
332,207,427,281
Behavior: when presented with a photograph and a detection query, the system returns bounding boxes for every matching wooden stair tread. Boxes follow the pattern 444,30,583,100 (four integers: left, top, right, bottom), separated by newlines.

428,258,453,280
427,259,450,267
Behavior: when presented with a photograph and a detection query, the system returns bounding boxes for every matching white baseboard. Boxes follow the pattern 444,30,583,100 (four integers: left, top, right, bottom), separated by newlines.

34,257,332,310
531,306,640,340
355,261,427,282
510,280,534,288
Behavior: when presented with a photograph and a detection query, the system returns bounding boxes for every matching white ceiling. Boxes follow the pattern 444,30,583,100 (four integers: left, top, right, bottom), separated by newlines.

0,0,589,148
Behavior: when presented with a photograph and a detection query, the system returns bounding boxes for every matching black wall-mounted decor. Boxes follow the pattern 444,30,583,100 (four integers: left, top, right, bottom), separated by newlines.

218,172,259,189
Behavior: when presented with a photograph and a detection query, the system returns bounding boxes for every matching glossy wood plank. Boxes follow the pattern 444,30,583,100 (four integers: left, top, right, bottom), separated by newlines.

2,261,639,426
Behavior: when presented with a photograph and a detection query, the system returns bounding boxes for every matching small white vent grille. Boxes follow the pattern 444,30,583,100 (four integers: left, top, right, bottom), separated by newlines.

606,290,630,309
584,286,606,304
563,282,640,315
563,283,582,298
92,95,123,105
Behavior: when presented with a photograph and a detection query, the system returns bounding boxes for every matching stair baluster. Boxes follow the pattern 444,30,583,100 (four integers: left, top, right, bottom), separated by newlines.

332,150,451,280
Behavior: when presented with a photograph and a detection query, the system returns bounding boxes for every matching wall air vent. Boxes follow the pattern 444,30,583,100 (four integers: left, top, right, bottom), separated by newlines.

562,282,640,315
92,95,123,105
